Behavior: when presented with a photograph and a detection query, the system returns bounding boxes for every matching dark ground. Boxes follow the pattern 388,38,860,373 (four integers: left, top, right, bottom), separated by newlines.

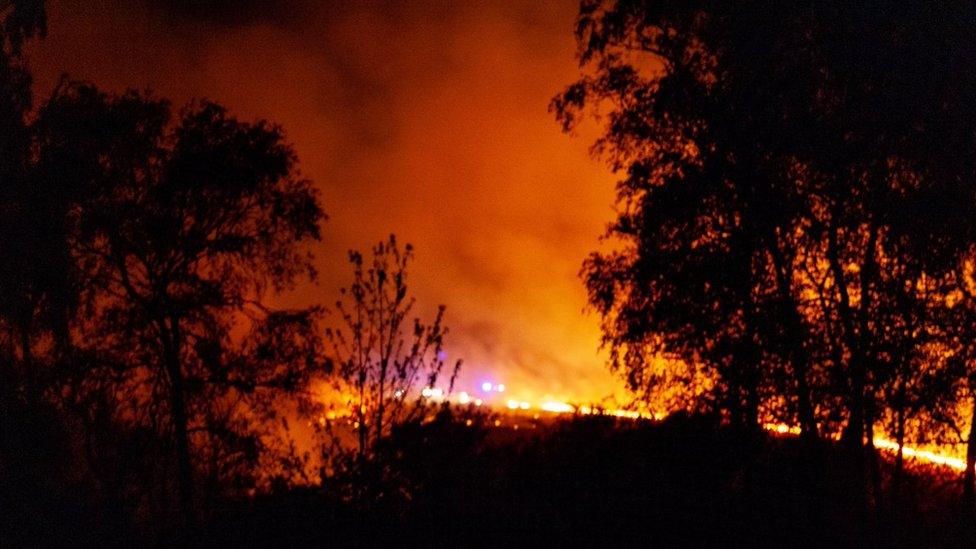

198,413,976,548
6,409,975,547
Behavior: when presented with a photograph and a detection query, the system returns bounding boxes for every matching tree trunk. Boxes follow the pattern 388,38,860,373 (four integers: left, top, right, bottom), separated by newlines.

826,221,870,512
767,235,819,443
893,395,906,500
738,345,761,436
845,369,866,450
964,398,976,505
865,402,882,508
376,358,387,450
163,318,194,526
826,222,862,450
739,298,762,437
358,370,367,463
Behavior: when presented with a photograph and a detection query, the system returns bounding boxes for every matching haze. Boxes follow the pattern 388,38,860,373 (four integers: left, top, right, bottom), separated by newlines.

27,0,624,405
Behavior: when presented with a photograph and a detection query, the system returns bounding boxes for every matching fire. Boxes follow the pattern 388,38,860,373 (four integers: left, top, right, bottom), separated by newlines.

479,388,968,472
322,382,970,474
764,422,967,472
540,401,574,413
871,437,966,471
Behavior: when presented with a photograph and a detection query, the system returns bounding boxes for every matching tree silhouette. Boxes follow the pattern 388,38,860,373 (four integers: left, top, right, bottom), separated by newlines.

321,235,461,500
0,0,55,381
553,0,826,438
556,0,976,502
50,82,326,523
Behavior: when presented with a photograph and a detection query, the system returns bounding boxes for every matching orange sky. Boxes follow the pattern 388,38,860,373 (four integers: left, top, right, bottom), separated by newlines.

27,0,626,405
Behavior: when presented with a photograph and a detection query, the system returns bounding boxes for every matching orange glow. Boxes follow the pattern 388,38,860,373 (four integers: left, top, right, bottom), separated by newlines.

25,0,624,406
763,422,967,472
540,401,574,413
872,438,966,471
28,1,976,484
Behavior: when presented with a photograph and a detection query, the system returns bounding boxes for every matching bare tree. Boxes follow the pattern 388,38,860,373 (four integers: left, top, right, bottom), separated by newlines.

321,235,460,498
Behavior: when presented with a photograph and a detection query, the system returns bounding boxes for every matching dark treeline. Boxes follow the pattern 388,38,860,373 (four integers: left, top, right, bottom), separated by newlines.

554,0,976,508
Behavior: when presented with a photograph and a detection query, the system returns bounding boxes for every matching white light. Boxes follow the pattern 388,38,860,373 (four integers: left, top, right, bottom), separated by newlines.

421,387,432,398
541,401,574,413
506,399,519,409
458,391,470,404
519,401,529,410
496,384,506,392
481,382,493,392
474,399,483,406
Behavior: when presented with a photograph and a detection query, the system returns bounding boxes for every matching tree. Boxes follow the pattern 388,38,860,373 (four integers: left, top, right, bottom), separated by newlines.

0,1,328,528
553,0,826,437
56,82,326,523
555,0,976,502
0,0,54,381
321,235,461,500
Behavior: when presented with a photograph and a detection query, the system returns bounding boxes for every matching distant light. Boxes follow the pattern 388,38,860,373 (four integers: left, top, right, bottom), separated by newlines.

541,401,574,413
506,399,519,410
481,382,493,392
496,384,506,393
437,350,447,361
474,399,483,406
421,387,432,398
519,401,530,410
394,390,404,398
458,391,471,404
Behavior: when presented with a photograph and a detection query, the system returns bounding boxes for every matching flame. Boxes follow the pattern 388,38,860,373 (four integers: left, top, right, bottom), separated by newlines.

764,422,967,472
320,386,970,474
871,437,966,471
540,401,574,413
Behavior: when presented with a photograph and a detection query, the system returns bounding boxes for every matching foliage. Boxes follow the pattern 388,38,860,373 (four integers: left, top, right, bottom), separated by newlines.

555,0,976,499
1,53,327,527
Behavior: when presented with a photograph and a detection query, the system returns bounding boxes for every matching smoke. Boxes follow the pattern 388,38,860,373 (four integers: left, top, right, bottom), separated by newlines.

28,0,625,404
